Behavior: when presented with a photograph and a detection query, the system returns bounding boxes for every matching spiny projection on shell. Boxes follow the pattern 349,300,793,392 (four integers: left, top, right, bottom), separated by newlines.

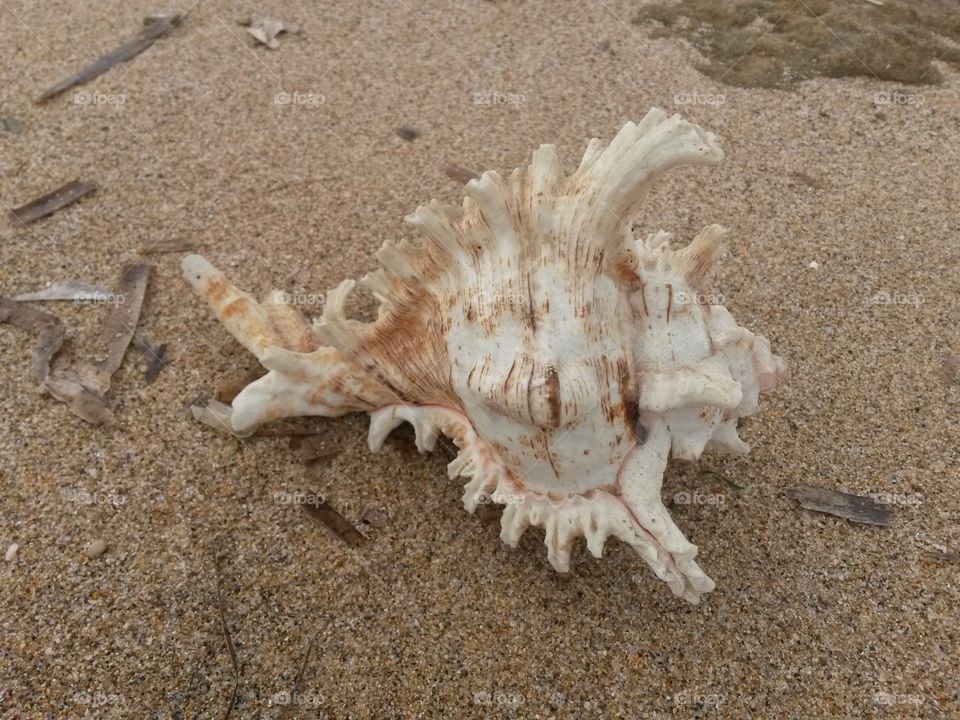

183,108,787,603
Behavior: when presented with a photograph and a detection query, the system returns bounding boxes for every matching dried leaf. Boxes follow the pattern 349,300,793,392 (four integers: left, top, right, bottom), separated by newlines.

87,263,151,395
14,280,113,302
0,297,65,383
191,399,251,438
36,13,183,102
41,263,151,425
243,17,298,49
925,549,959,563
301,500,364,546
942,353,959,386
784,486,892,526
9,180,97,225
445,164,480,184
44,375,115,425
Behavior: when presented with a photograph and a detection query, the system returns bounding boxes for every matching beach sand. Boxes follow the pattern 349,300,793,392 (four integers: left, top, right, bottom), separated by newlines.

1,1,957,717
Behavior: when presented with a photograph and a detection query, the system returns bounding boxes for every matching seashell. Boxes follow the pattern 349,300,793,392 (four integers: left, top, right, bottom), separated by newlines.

182,108,787,603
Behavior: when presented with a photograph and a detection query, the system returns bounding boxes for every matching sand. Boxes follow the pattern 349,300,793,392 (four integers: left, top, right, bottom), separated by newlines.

1,1,958,718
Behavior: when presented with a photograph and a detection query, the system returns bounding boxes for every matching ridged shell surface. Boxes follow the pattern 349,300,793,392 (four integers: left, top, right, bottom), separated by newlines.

183,108,787,603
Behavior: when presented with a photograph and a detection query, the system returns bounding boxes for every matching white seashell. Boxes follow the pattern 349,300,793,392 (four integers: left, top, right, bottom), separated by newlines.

182,108,787,603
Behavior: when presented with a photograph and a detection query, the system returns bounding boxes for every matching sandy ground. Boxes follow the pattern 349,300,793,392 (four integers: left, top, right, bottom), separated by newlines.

1,1,958,718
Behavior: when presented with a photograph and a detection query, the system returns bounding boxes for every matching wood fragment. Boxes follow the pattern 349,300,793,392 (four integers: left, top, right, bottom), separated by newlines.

700,468,743,492
298,435,341,465
255,426,325,438
942,353,959,386
214,556,241,720
925,549,959,563
790,170,821,189
143,343,167,383
0,297,65,384
301,500,365,546
9,180,97,225
140,236,196,254
784,486,892,526
445,164,480,184
278,632,320,720
14,280,113,302
36,14,183,102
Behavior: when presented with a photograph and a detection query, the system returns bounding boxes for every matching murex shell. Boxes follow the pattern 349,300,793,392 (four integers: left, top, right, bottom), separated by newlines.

183,108,787,603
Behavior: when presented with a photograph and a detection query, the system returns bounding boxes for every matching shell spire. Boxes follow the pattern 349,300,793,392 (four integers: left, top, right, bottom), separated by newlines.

404,107,724,279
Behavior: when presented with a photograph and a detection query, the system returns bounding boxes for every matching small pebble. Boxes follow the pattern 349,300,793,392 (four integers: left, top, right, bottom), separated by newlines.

808,260,820,269
5,543,18,562
84,539,108,559
0,116,24,134
361,507,388,527
396,125,421,141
